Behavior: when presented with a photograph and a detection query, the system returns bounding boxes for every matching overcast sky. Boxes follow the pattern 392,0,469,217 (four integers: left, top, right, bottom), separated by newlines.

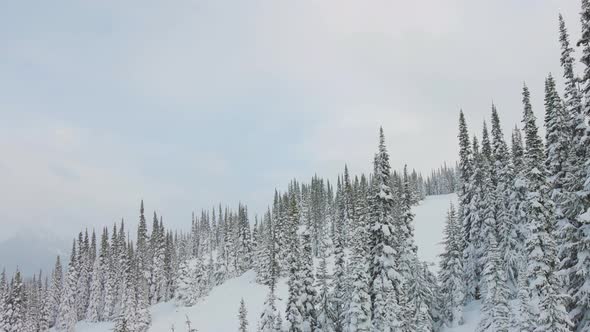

0,0,582,240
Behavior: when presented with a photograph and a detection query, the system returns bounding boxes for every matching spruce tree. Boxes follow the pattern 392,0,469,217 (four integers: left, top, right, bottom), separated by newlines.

438,203,464,327
0,269,6,329
47,256,63,327
521,84,571,331
239,298,248,332
345,179,371,332
465,135,484,302
285,194,303,332
332,177,347,331
368,128,402,331
569,2,590,329
2,270,26,332
57,242,79,332
490,105,519,294
477,235,509,332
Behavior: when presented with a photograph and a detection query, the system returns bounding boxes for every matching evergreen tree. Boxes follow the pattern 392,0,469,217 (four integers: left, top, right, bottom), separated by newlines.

299,229,317,332
368,128,402,331
438,203,464,327
57,242,79,332
568,2,590,329
331,177,347,331
239,298,248,332
0,269,6,329
2,270,26,332
490,105,519,294
477,236,509,332
47,256,63,327
345,179,371,332
510,265,534,332
521,84,571,331
259,286,277,332
285,195,303,332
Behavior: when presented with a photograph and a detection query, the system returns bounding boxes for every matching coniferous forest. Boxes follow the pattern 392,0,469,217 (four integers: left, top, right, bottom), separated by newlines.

2,2,590,332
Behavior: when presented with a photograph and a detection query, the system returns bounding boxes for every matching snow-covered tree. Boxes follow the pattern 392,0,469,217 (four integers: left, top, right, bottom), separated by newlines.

368,128,402,331
2,270,26,332
57,242,79,332
239,298,248,332
521,84,571,331
438,203,464,327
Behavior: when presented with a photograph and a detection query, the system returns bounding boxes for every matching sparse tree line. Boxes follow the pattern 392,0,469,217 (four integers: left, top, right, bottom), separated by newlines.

423,164,458,196
437,4,590,331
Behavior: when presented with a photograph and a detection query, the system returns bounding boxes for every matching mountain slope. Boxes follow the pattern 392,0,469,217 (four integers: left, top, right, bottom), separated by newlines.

71,193,457,332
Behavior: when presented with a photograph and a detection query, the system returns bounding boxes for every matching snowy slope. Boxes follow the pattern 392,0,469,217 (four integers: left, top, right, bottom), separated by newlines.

414,193,457,270
74,193,460,332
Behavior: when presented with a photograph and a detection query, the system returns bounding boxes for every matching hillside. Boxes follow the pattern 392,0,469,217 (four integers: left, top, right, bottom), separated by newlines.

68,193,457,332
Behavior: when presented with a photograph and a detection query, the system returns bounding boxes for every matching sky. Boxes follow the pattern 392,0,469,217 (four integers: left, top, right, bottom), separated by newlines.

0,0,583,243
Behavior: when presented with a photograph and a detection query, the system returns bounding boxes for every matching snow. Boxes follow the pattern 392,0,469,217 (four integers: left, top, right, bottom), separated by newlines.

148,270,289,332
414,193,458,272
441,301,482,332
72,193,462,332
72,271,289,332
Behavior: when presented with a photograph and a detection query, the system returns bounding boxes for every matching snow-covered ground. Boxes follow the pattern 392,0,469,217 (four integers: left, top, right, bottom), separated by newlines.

414,193,457,271
74,193,475,332
441,301,482,332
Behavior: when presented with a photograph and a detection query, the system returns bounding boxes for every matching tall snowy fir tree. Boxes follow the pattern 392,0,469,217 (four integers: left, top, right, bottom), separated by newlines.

521,84,571,331
568,1,590,329
490,105,519,294
286,194,303,332
438,203,464,328
299,228,317,332
368,128,402,332
239,298,248,332
345,177,371,332
1,270,25,332
57,242,79,332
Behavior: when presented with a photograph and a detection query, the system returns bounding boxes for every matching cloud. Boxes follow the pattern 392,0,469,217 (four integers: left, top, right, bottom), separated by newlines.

0,0,584,243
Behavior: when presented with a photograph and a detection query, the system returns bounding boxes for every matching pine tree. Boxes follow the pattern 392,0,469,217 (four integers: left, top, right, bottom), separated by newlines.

259,286,277,332
438,203,464,327
299,229,317,332
490,105,519,294
2,270,26,332
398,165,418,332
39,277,51,332
0,269,6,329
477,236,509,332
413,263,436,332
115,243,137,332
87,227,109,322
46,256,63,328
150,213,167,304
464,134,484,302
368,128,402,331
57,241,79,332
239,298,248,332
521,84,571,331
345,179,371,332
510,265,534,332
73,230,91,321
286,194,303,332
568,2,590,329
331,177,347,332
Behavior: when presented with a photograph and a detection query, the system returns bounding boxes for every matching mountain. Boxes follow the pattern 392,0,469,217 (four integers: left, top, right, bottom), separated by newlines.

0,228,69,276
